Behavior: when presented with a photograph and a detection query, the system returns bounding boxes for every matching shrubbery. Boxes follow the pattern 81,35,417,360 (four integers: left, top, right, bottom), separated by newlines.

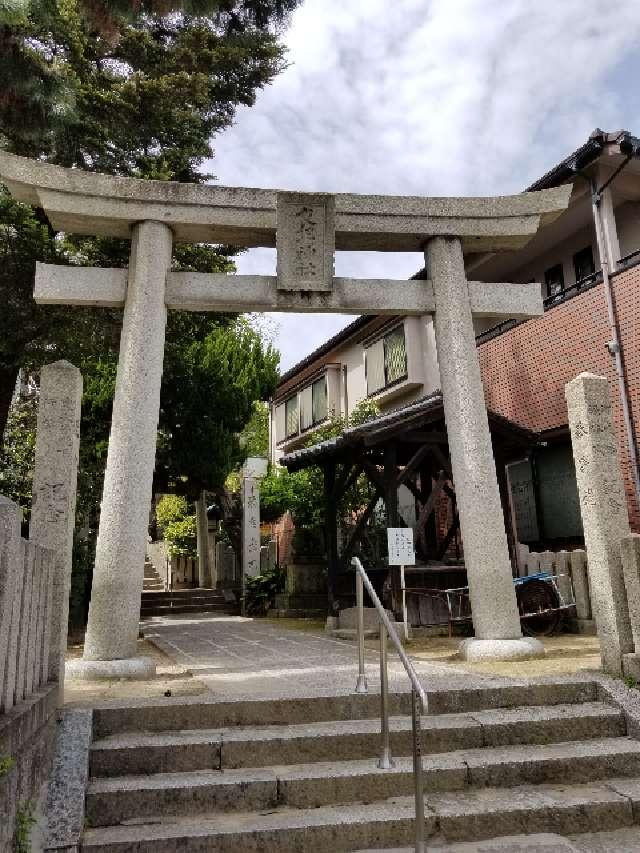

244,564,286,615
156,494,197,558
156,494,190,534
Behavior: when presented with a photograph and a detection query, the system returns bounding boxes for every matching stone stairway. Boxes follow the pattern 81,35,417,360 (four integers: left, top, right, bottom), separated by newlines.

140,587,235,618
80,679,640,851
143,557,165,592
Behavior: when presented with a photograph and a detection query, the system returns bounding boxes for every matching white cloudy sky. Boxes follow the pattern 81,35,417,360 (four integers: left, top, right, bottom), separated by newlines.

206,0,640,373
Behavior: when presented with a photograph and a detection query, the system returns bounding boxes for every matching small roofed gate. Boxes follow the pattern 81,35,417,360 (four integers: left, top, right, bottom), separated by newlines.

281,392,536,622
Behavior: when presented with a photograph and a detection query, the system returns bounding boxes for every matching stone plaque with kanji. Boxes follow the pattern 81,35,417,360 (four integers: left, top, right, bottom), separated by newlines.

276,192,335,292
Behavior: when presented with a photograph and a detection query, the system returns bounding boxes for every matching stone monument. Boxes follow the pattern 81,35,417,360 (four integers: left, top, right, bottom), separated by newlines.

620,534,640,678
0,151,571,671
241,457,268,579
29,361,82,695
566,372,634,674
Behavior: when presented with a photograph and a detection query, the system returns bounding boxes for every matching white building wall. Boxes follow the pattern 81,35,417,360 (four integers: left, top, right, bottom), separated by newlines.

614,200,640,261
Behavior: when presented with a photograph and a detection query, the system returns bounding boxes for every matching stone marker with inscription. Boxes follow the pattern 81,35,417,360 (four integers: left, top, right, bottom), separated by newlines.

241,457,268,586
29,361,82,697
277,192,335,292
566,372,634,674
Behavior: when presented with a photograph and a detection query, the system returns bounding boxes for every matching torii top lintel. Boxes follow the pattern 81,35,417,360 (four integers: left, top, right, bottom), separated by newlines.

0,152,570,254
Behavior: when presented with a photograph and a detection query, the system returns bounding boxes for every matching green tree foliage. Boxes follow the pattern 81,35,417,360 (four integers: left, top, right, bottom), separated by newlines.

156,493,197,557
0,0,299,437
260,399,381,532
239,399,269,458
0,389,37,522
1,0,299,174
158,317,278,494
0,0,295,626
155,493,190,532
163,516,198,558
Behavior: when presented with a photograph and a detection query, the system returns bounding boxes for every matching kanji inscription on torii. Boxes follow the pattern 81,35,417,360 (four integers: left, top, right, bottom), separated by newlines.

276,191,335,292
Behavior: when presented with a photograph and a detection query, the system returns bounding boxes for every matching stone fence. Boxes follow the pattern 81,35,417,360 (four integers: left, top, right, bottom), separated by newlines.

0,497,60,849
0,500,57,713
518,544,592,625
169,554,198,588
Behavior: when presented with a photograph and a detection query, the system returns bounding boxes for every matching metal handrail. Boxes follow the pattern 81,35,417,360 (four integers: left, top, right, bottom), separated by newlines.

351,557,427,853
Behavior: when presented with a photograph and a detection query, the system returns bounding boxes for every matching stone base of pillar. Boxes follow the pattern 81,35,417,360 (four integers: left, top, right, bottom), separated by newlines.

65,656,156,681
623,653,640,681
568,618,597,636
459,636,545,662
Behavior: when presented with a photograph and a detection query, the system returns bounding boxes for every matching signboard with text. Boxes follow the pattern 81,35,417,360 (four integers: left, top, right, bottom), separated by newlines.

387,527,415,566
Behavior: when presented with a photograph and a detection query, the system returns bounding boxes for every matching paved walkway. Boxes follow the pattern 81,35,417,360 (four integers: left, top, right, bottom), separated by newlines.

142,613,588,701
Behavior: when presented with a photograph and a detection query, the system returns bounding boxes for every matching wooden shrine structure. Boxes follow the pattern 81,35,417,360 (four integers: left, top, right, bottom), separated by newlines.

281,392,536,617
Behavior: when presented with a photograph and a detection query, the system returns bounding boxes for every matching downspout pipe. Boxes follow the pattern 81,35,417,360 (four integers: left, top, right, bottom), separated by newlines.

588,150,640,515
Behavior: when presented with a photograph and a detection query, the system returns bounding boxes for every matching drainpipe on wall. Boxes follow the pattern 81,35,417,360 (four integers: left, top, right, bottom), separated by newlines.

342,364,349,420
590,167,640,513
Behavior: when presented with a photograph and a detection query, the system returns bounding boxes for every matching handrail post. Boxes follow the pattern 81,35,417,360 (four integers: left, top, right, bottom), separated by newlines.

411,686,425,852
355,570,368,693
377,621,394,769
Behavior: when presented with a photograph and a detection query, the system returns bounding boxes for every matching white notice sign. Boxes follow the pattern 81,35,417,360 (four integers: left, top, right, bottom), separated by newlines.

387,528,415,566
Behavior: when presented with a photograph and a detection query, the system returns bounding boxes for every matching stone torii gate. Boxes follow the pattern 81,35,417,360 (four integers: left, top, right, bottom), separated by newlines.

0,152,570,676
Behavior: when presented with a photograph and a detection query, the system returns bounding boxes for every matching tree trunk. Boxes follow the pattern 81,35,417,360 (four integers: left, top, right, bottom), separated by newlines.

0,363,20,444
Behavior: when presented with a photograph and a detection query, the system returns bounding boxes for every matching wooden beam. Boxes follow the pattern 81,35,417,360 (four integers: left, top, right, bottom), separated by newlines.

397,445,432,487
335,463,363,503
361,458,386,496
403,477,428,505
416,471,448,553
431,445,453,479
341,489,383,565
324,462,339,616
332,461,355,502
436,512,460,560
383,445,400,528
398,431,448,444
418,464,438,557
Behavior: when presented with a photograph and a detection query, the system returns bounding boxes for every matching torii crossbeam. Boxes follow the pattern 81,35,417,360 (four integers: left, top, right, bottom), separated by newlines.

0,152,570,674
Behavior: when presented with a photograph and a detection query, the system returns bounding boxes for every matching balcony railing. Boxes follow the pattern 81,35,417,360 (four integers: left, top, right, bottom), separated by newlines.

476,249,640,347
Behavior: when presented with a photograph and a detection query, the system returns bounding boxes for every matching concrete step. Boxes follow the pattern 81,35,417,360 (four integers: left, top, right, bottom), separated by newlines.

140,603,232,617
353,835,582,853
80,778,640,852
85,737,640,826
82,797,418,852
140,593,227,605
141,588,224,597
89,701,624,776
91,680,600,738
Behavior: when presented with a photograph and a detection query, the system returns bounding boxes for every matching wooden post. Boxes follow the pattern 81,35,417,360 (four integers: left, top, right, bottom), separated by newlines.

383,445,402,616
418,463,438,557
324,461,339,616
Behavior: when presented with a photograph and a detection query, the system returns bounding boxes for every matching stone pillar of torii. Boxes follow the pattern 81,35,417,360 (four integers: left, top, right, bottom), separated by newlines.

0,152,570,677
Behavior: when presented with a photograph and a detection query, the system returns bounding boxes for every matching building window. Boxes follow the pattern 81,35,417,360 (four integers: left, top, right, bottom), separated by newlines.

384,326,407,384
544,263,565,300
366,324,408,396
311,376,328,425
285,396,298,438
299,375,328,432
573,246,595,285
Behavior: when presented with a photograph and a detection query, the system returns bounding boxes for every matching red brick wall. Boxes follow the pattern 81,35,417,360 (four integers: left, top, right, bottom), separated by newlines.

478,265,640,531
